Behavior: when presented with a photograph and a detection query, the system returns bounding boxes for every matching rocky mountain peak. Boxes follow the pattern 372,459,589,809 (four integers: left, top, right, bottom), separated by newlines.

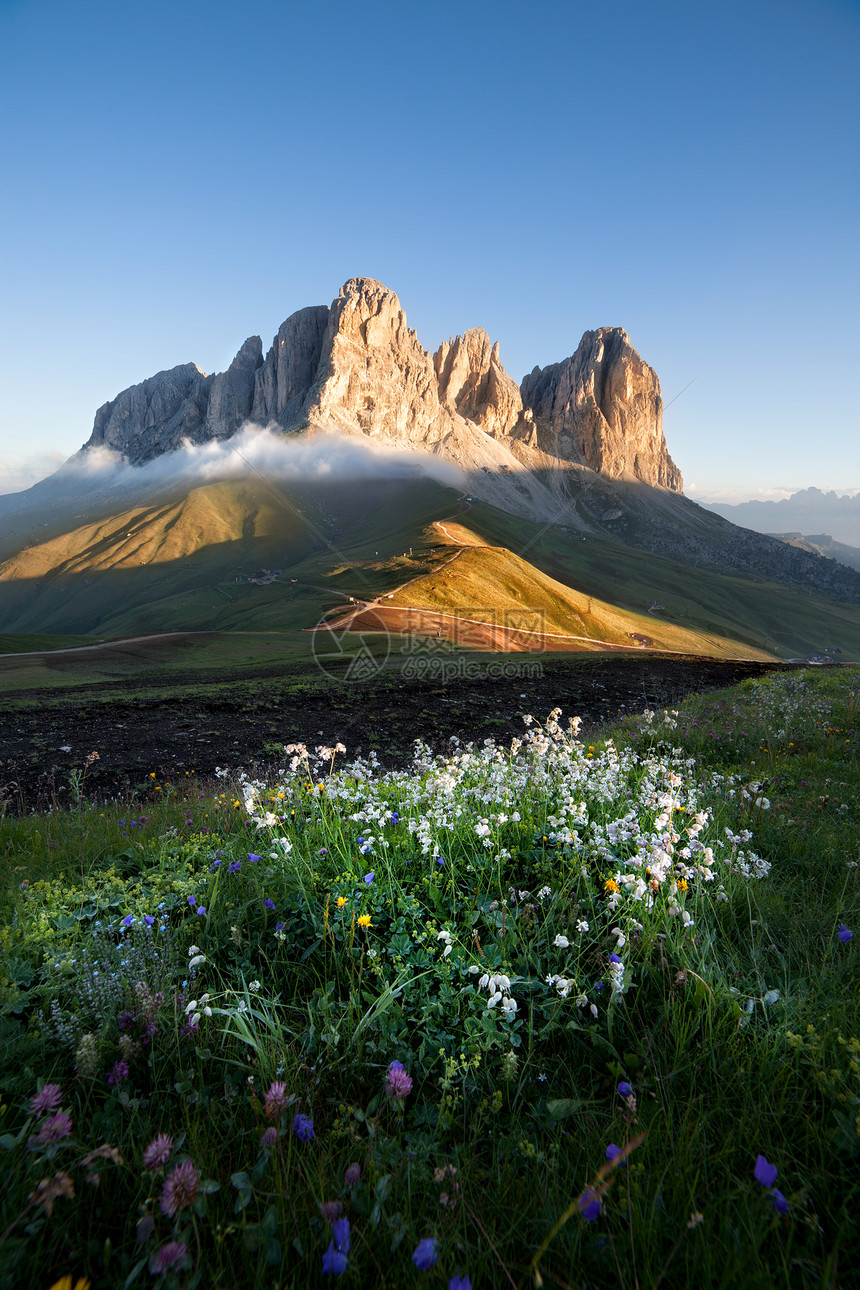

75,278,683,494
521,327,683,491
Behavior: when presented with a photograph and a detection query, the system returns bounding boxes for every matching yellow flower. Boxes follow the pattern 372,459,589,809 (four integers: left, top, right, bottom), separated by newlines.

336,896,347,908
47,1278,91,1290
358,914,372,928
604,879,620,894
677,879,689,892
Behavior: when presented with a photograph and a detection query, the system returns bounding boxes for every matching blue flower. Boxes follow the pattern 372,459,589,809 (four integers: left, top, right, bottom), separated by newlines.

436,855,445,866
449,1278,472,1290
144,915,155,926
754,1155,778,1188
265,898,275,911
578,1189,602,1221
330,1218,350,1252
605,1143,626,1165
210,859,221,870
363,872,375,885
772,1189,789,1213
838,923,854,943
248,853,261,863
292,1113,314,1142
391,812,399,824
196,906,206,917
228,861,241,874
617,1082,633,1098
412,1238,438,1270
609,953,622,964
321,1243,348,1275
276,922,284,932
121,914,133,928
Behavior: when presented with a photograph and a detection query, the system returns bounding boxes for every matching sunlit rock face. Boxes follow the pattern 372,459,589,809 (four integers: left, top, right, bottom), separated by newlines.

77,277,681,494
520,328,683,491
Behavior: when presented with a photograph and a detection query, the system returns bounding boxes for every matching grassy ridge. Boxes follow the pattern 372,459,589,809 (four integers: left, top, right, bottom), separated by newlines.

2,477,860,661
0,668,857,1288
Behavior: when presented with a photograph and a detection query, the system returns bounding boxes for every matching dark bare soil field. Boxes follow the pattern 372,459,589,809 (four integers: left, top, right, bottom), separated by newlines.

0,654,797,812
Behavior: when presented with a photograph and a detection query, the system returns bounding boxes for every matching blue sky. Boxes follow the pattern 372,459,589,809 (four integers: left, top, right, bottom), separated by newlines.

1,0,857,501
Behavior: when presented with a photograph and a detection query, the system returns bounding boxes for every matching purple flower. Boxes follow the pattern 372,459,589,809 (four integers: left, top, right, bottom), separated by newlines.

605,1143,626,1165
29,1084,63,1118
385,1061,413,1099
391,812,399,824
617,1082,634,1098
293,1113,314,1142
838,923,854,943
321,1200,343,1224
449,1278,472,1290
149,1239,189,1276
754,1155,778,1188
159,1159,200,1216
187,896,195,907
609,953,622,964
578,1189,602,1221
196,906,206,916
412,1238,438,1270
121,914,134,927
363,871,375,884
248,853,261,863
32,1110,73,1145
331,1217,351,1252
210,859,221,870
143,1133,174,1170
144,914,155,926
772,1189,789,1213
436,855,445,866
228,861,241,874
322,1243,348,1276
265,898,275,911
344,1162,361,1187
264,1080,290,1121
275,921,284,932
260,1127,278,1149
108,1060,129,1087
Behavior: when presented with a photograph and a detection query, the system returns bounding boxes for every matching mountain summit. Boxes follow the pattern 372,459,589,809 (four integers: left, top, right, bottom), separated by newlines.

81,277,682,494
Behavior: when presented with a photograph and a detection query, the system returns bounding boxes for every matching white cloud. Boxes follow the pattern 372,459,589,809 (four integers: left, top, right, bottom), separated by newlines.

32,423,466,497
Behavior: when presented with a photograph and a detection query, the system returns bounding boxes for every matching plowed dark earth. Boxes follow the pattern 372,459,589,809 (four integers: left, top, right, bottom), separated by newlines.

0,656,796,812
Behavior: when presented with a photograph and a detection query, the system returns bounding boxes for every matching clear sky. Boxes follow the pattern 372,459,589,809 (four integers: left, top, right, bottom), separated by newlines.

1,0,857,502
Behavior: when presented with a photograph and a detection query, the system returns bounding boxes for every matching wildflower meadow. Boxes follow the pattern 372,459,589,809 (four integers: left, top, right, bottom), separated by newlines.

0,667,858,1289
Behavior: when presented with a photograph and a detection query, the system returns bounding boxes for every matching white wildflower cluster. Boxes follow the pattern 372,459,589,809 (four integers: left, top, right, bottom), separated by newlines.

436,929,453,959
476,970,517,1016
184,992,211,1026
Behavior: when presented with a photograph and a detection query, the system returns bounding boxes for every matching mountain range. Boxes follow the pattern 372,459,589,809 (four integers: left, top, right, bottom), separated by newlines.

703,489,860,549
1,277,859,662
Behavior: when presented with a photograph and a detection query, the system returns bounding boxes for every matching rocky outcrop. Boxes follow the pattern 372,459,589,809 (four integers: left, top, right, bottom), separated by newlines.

434,328,523,438
521,328,683,491
87,363,214,462
78,278,682,494
250,306,329,427
206,336,263,439
304,279,443,442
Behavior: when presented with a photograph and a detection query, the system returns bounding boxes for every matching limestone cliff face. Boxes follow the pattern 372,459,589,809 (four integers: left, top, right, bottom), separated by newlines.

87,363,215,462
434,328,524,439
304,279,443,442
520,328,683,491
78,279,682,494
250,306,329,427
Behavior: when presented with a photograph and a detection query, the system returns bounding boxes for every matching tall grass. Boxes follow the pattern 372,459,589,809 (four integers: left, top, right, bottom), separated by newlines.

0,668,857,1289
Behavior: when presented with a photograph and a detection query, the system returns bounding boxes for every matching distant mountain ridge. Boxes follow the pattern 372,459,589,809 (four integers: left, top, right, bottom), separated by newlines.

78,277,683,494
704,489,860,547
2,279,860,611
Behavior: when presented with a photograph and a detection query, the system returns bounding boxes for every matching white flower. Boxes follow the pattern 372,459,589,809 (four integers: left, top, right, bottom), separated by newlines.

575,919,589,933
467,965,481,975
501,996,518,1015
187,945,201,957
590,1003,599,1018
442,944,452,958
763,989,780,1006
553,934,570,949
188,955,206,969
248,980,261,993
487,991,502,1008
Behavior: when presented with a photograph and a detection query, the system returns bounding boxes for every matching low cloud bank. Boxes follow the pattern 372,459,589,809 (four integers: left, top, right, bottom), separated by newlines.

54,424,466,494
